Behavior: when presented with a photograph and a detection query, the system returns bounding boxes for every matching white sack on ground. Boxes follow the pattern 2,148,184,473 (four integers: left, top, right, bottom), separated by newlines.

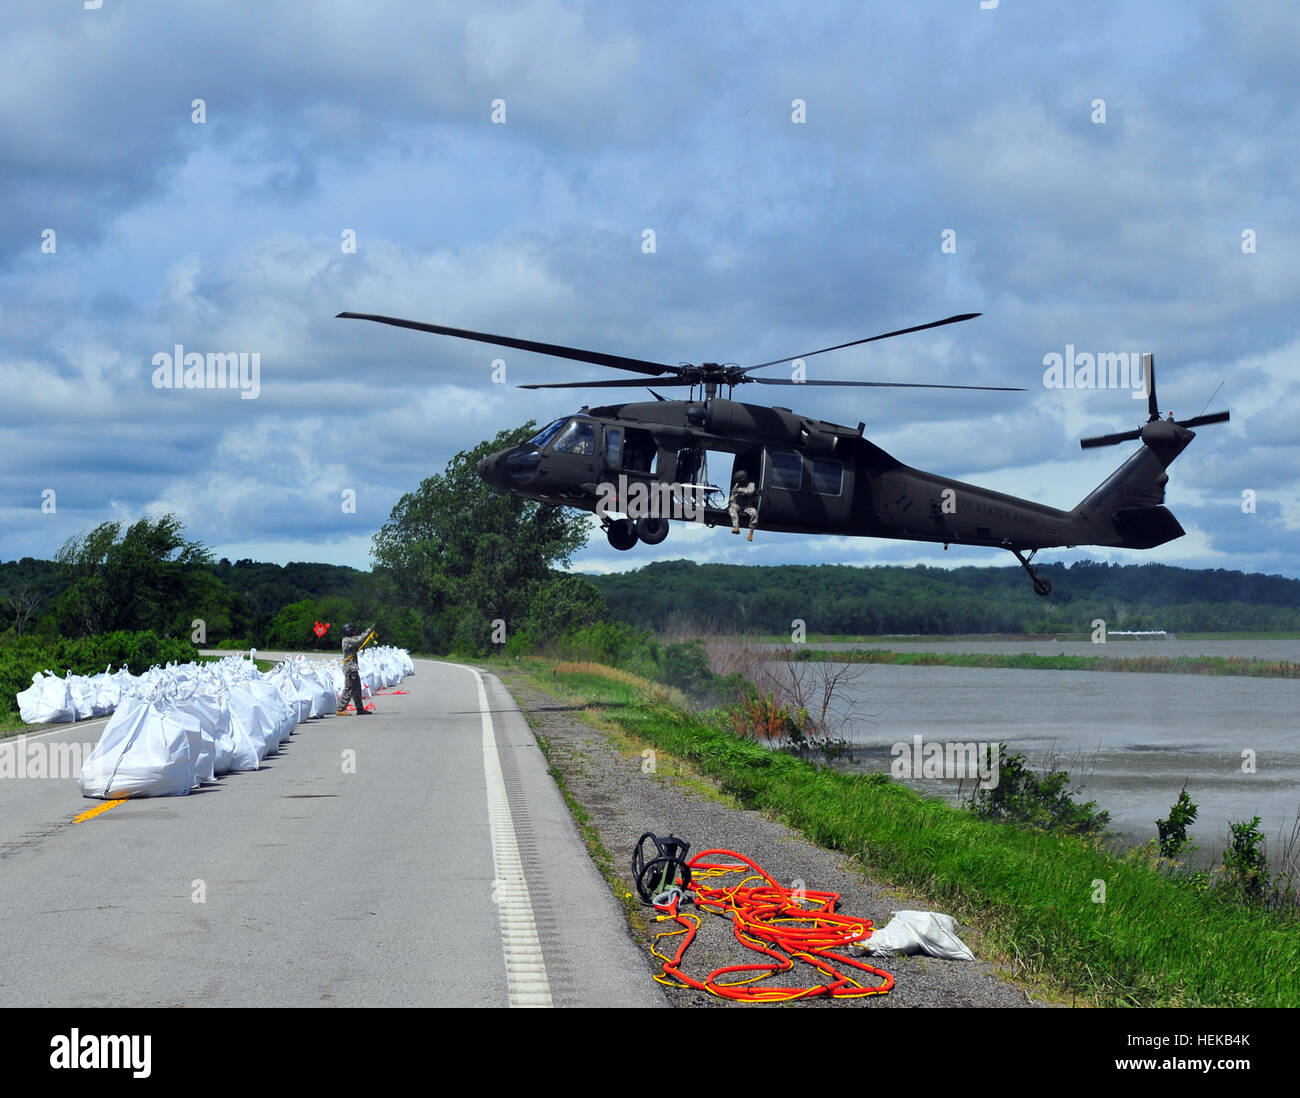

227,684,280,758
224,688,273,767
67,676,98,721
849,911,975,961
269,665,314,725
165,708,216,787
293,660,338,717
172,694,228,781
239,680,295,748
79,697,195,799
89,669,121,716
17,672,75,724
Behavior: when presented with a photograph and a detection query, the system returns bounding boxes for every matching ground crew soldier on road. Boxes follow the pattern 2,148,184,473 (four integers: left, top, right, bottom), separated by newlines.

729,469,758,542
337,622,375,716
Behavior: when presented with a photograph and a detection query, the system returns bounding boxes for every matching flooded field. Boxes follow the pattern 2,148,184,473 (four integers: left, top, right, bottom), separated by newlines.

765,638,1299,865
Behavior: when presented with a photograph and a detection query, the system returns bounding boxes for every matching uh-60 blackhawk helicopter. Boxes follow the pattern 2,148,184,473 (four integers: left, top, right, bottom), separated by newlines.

338,310,1229,596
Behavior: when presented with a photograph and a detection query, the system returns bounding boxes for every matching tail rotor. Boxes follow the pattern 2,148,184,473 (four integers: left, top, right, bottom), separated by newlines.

1080,353,1230,449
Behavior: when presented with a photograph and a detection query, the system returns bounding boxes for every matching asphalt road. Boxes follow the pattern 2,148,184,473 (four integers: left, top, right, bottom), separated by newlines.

0,658,660,1007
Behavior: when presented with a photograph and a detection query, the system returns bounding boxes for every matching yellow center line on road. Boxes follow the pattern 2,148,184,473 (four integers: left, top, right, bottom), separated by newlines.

73,797,128,824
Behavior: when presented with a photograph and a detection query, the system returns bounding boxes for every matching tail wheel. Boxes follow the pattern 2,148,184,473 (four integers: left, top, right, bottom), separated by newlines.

636,516,669,545
606,518,639,551
1033,578,1052,597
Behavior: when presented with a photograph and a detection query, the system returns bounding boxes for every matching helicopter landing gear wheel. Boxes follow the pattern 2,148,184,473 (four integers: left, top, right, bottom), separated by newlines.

636,516,670,545
1009,546,1053,597
605,518,639,551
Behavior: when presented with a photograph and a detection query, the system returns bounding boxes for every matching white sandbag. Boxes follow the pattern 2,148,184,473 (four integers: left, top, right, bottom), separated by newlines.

250,675,297,743
359,660,379,692
17,672,75,724
89,669,121,716
79,697,194,799
164,708,216,787
171,695,226,782
294,661,338,717
269,665,314,724
326,663,345,696
226,686,279,764
225,688,274,765
850,911,975,961
67,676,98,721
238,680,295,748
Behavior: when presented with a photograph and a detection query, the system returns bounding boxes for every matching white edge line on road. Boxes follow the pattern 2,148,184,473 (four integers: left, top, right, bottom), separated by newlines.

3,718,110,744
462,663,553,1008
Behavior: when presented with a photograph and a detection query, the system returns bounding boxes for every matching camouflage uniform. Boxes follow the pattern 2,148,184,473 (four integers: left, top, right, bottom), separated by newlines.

337,625,373,715
728,471,758,541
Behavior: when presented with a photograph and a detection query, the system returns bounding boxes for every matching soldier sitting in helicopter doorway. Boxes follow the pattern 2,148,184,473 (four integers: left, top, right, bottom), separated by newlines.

729,468,759,541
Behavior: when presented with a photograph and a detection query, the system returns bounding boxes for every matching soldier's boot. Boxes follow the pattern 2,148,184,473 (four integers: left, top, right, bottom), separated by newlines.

747,528,754,542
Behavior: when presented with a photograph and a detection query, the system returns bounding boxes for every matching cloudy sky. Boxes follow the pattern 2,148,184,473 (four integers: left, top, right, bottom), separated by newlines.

4,0,1296,580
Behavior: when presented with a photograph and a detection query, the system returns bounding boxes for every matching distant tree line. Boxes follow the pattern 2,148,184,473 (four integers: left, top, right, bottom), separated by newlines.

584,559,1300,636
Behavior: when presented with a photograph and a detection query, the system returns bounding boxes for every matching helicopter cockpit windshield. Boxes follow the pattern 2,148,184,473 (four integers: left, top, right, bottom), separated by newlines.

528,420,566,448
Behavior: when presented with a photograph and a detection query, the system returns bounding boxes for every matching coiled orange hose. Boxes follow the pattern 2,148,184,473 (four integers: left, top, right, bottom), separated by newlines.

650,848,894,1002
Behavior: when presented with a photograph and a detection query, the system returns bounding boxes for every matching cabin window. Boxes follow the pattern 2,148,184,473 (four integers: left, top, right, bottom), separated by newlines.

768,451,803,491
604,427,623,469
811,458,843,496
552,418,595,456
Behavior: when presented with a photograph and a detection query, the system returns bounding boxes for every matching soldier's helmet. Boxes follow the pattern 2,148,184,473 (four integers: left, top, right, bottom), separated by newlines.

343,623,358,637
734,469,747,481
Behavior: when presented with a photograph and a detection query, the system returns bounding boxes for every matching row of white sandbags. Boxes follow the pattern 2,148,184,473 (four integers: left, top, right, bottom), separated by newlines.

80,655,332,797
16,644,414,725
357,646,416,692
17,666,135,724
76,651,411,798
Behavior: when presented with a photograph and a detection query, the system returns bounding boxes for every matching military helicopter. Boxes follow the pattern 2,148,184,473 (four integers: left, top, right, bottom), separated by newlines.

338,311,1229,595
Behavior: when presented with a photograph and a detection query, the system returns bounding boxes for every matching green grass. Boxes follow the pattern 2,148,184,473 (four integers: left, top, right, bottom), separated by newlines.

791,647,1298,677
527,660,1300,1007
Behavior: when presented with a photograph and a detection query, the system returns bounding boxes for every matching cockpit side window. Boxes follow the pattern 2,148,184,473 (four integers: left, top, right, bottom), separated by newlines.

551,418,596,456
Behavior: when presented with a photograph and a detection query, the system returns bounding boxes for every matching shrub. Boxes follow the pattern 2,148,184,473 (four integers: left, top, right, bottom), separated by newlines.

968,744,1110,837
1,631,200,716
1222,816,1270,904
1156,786,1198,859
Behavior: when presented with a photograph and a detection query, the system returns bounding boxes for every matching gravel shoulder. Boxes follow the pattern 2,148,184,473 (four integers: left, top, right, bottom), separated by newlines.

497,666,1047,1008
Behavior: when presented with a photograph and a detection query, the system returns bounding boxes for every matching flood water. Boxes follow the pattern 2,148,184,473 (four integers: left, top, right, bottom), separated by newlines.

766,639,1300,866
791,636,1300,662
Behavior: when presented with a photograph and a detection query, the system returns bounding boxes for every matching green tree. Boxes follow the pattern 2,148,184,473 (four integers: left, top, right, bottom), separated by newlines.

52,515,228,639
371,423,591,654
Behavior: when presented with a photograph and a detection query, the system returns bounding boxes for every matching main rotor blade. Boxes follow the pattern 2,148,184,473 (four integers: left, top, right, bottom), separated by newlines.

519,377,696,390
1175,411,1230,429
1080,429,1142,449
1145,353,1159,421
752,377,1023,391
337,312,677,378
742,313,981,372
